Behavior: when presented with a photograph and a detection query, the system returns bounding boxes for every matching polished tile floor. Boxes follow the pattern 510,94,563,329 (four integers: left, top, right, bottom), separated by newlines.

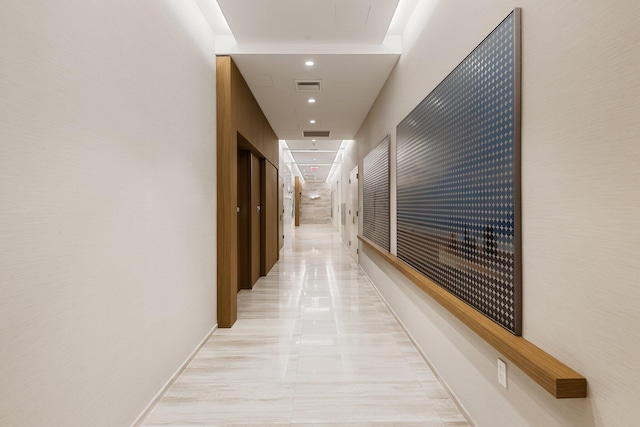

141,224,469,427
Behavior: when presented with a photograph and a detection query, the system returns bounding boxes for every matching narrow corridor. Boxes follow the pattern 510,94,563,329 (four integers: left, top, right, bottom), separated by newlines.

141,225,469,426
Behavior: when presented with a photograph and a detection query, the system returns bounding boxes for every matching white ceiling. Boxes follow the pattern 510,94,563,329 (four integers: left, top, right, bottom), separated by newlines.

231,54,399,141
216,0,399,44
207,0,416,182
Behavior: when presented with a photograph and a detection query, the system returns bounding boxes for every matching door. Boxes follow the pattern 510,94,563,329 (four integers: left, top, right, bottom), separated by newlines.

294,176,301,226
348,167,359,262
261,159,279,274
237,150,251,291
279,174,284,250
250,153,261,286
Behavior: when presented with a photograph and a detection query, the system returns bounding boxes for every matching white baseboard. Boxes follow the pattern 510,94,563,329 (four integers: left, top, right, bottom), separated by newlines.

358,264,477,427
129,323,218,427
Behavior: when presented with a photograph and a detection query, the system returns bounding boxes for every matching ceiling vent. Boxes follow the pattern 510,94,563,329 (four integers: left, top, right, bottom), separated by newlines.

295,80,322,92
303,130,331,138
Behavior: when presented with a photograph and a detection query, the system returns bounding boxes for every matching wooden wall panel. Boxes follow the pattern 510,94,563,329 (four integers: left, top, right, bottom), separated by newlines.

217,56,279,327
279,174,284,250
231,60,278,166
250,153,261,285
216,56,237,328
294,176,301,227
262,160,279,274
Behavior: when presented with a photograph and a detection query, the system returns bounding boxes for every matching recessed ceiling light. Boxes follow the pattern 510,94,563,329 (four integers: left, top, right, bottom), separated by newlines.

308,98,316,103
309,119,316,124
312,139,317,142
305,60,314,66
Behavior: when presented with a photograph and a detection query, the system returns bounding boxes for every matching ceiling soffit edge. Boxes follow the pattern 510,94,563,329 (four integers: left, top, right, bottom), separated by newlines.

215,36,401,56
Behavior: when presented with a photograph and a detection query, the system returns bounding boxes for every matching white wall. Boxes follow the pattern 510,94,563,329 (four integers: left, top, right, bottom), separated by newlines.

328,151,344,233
330,180,340,231
0,1,217,426
356,0,640,426
339,140,358,247
279,141,296,246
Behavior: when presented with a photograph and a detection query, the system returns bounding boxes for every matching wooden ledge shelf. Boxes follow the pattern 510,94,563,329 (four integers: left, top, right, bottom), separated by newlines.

358,235,587,399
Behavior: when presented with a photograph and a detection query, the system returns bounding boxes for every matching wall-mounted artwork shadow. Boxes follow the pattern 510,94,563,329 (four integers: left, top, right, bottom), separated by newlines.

396,10,521,334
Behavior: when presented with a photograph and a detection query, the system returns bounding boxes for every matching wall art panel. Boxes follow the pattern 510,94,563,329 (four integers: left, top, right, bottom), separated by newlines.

363,135,390,251
396,10,521,334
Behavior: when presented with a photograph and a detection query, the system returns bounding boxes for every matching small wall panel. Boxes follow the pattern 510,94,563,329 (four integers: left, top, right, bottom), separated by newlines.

362,135,390,251
396,10,521,334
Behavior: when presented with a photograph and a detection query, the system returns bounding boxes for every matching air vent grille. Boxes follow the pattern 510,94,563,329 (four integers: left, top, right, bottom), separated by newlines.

295,80,322,92
303,131,331,138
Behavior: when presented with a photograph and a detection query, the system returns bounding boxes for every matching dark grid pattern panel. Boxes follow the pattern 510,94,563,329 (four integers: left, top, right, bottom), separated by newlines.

363,136,390,251
396,12,520,334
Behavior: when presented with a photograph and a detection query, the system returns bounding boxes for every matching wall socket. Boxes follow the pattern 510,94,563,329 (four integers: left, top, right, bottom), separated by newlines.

497,358,508,389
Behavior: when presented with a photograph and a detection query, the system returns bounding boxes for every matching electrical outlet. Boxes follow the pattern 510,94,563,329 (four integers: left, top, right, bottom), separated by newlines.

497,358,508,389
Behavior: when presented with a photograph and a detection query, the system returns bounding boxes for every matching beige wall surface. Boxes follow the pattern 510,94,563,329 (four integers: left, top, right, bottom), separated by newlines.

339,141,358,248
279,143,295,247
0,1,217,426
356,0,640,426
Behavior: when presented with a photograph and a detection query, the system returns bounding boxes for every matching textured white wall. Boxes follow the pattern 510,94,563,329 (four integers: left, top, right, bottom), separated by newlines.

356,0,640,426
0,1,217,426
279,142,295,246
339,140,358,247
330,178,340,231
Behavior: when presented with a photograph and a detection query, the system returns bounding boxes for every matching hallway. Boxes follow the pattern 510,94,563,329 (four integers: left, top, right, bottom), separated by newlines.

141,225,469,426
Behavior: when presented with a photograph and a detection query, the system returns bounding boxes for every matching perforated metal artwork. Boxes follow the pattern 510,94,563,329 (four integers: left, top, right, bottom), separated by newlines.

363,136,390,251
396,11,521,334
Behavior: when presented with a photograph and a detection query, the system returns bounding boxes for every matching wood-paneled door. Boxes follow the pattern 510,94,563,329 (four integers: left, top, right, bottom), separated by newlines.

238,149,262,289
237,150,252,291
278,174,284,250
261,160,279,273
250,153,261,286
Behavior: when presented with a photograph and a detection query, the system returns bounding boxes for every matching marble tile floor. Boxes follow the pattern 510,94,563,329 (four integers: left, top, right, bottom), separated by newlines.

141,224,469,427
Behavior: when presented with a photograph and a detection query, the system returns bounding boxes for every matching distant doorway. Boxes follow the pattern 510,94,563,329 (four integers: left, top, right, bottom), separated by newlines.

236,149,262,291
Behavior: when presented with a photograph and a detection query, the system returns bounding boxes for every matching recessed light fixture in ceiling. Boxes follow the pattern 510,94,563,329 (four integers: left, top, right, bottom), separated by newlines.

309,120,316,124
305,60,314,66
308,98,316,103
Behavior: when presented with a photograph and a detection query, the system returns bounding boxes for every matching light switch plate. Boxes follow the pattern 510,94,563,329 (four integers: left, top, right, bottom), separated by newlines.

498,358,508,389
